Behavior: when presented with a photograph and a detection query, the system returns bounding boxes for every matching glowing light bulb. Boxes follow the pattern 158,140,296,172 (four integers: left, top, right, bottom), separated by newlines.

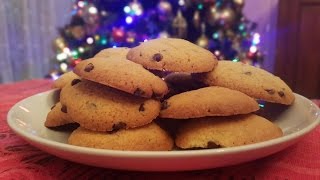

252,33,260,45
112,45,117,48
125,16,133,24
56,53,67,61
88,6,97,14
123,6,131,13
60,63,68,72
214,50,220,56
78,47,85,53
143,39,148,42
135,9,142,16
78,1,85,8
178,0,185,6
249,46,257,53
212,32,219,39
86,37,94,44
63,47,71,55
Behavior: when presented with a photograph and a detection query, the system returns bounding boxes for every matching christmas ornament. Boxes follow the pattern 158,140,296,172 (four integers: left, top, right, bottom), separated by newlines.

196,23,209,49
53,37,67,51
193,10,201,29
172,10,187,38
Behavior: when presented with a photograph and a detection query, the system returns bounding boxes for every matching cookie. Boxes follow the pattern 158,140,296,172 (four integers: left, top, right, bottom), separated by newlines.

198,61,295,105
175,114,283,149
164,72,206,98
73,57,168,98
126,38,218,73
68,122,174,151
94,47,130,58
60,79,161,132
44,102,74,127
52,71,79,89
160,86,259,119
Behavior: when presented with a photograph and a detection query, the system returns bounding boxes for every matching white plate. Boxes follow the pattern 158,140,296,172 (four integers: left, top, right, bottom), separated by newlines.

7,89,320,171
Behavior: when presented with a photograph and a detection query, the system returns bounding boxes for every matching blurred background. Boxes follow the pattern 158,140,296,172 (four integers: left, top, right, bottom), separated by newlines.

0,0,319,99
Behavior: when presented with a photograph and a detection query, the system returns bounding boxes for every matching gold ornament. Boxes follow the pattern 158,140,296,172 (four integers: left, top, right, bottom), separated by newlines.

220,7,236,26
196,23,209,49
193,10,201,29
53,37,67,51
172,10,187,38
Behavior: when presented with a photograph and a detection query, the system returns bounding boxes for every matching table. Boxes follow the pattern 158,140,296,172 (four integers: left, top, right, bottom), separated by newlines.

0,79,319,179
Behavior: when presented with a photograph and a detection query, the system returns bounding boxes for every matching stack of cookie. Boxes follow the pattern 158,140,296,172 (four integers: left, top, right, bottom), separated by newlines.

46,38,294,151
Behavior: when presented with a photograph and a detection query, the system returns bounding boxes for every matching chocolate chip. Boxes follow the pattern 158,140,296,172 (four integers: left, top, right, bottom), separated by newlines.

207,141,220,149
84,63,94,72
71,79,81,86
244,71,252,75
50,105,56,110
134,88,145,96
152,92,162,99
278,91,285,97
139,52,142,57
112,122,127,131
161,101,169,110
61,105,67,113
152,53,163,62
139,103,145,111
265,89,275,95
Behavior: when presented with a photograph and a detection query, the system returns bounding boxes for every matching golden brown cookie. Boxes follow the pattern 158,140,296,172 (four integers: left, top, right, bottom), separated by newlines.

52,71,79,89
68,122,174,151
160,86,259,119
60,79,161,132
126,38,218,73
175,114,283,149
198,61,295,105
94,47,130,58
73,57,168,98
44,102,74,127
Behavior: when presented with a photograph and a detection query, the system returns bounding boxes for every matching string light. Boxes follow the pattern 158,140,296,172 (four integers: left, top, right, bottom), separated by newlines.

50,71,60,80
197,4,203,10
60,62,68,72
249,46,257,53
86,37,94,44
123,6,131,13
63,47,71,55
214,50,220,56
77,1,85,8
178,0,185,6
112,45,117,48
88,6,98,14
71,50,79,58
100,38,107,45
56,53,67,61
252,33,260,45
143,39,148,42
232,58,239,62
78,47,85,53
94,35,100,41
212,32,219,39
125,16,133,24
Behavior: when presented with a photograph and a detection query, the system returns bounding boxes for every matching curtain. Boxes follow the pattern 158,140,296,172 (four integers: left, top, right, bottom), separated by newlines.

0,0,72,83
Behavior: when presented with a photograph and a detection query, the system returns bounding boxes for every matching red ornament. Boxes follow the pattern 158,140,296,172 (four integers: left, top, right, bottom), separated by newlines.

112,27,125,42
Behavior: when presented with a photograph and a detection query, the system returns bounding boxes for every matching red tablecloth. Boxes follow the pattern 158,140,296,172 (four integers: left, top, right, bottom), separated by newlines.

0,79,319,179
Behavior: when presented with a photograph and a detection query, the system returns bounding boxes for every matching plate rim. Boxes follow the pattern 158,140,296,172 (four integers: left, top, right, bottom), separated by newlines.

6,89,320,158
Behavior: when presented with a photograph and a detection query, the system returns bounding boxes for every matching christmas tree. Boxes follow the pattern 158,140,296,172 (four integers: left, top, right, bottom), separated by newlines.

49,0,263,79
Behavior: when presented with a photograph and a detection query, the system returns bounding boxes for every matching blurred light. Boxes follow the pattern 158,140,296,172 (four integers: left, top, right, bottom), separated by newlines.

88,6,98,14
232,58,239,62
125,16,133,24
63,47,71,55
100,10,107,16
197,4,203,10
56,53,67,61
178,0,185,6
78,47,85,53
143,39,148,42
71,50,78,57
252,33,260,45
259,104,265,108
127,37,135,43
238,24,245,31
86,37,94,44
94,35,100,40
112,45,117,48
50,72,60,80
78,1,85,8
60,63,68,72
135,9,142,16
124,6,131,13
214,50,220,56
212,32,219,39
132,4,139,11
101,38,107,45
249,46,257,53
